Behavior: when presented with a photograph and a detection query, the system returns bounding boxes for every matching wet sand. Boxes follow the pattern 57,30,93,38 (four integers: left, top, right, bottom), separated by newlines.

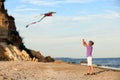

0,61,119,80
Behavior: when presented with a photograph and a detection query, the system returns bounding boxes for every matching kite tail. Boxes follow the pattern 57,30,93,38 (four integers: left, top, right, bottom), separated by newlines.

26,22,36,28
26,16,46,28
39,16,46,22
26,25,29,28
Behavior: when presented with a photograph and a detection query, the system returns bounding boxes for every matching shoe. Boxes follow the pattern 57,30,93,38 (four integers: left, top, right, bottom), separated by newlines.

84,73,90,75
90,73,96,75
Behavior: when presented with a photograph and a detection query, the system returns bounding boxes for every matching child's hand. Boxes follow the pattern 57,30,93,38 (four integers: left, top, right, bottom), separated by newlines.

82,39,87,47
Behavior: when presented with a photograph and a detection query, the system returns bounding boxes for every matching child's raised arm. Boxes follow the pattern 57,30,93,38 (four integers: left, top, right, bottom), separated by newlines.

82,39,87,47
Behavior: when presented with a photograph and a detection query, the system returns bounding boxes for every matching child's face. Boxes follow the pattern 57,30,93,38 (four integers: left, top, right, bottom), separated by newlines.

88,42,93,46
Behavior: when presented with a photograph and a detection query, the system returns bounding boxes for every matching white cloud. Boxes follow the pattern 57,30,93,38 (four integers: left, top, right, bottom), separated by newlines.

65,0,96,3
103,10,120,18
21,0,61,6
14,5,39,12
21,0,96,6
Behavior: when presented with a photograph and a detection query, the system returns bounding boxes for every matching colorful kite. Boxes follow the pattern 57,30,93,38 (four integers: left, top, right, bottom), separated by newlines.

26,12,56,28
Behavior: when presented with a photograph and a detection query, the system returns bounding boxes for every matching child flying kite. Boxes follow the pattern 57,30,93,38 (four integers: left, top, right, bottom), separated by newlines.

26,11,56,28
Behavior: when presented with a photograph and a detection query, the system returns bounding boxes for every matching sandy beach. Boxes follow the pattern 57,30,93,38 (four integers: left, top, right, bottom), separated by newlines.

0,61,119,80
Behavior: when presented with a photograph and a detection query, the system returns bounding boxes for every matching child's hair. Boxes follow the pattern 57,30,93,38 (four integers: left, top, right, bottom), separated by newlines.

89,41,94,45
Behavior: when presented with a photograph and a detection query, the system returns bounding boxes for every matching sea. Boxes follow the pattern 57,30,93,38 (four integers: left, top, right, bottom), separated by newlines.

55,58,120,70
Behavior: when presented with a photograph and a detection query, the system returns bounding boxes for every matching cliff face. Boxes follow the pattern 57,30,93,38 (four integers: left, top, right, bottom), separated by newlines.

0,0,9,41
0,0,22,45
0,0,32,61
0,0,54,62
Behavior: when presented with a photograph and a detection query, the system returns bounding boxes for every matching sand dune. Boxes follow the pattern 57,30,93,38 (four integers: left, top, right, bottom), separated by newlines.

0,61,119,80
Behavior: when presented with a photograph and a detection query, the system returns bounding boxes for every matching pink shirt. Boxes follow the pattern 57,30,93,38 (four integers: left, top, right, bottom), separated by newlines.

86,46,93,57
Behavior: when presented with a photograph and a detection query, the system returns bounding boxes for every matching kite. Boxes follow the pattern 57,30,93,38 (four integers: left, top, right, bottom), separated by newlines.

26,12,56,28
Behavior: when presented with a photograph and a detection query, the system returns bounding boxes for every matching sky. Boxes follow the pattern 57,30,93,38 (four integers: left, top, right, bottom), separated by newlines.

4,0,120,58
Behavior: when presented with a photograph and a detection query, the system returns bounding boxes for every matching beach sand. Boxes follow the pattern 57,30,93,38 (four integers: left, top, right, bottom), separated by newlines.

0,61,119,80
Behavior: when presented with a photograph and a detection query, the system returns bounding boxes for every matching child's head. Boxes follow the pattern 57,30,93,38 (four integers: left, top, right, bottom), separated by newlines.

88,41,94,46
